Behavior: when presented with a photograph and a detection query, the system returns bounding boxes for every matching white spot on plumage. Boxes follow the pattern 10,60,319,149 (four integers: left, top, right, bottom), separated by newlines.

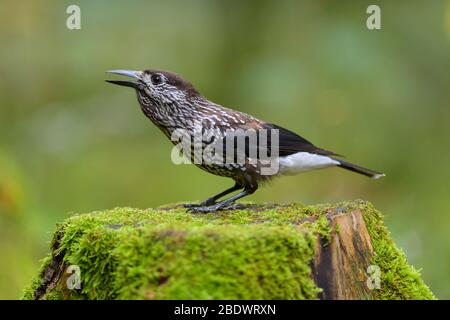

278,152,340,175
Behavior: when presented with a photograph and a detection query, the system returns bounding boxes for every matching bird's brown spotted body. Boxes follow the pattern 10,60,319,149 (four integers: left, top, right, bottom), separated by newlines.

106,69,384,212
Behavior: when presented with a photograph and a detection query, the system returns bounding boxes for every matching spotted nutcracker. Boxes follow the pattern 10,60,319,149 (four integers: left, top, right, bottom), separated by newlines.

106,70,384,212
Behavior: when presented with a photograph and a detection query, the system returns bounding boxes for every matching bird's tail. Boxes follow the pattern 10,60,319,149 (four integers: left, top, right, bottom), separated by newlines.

333,159,385,179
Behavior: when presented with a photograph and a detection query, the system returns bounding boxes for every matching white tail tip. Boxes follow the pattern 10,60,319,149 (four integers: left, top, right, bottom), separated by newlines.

372,173,386,180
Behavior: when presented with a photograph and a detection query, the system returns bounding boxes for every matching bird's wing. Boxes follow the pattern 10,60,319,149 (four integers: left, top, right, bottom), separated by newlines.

261,123,341,157
215,115,341,160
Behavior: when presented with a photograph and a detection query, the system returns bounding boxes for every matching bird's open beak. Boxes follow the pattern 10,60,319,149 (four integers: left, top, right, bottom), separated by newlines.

105,70,142,89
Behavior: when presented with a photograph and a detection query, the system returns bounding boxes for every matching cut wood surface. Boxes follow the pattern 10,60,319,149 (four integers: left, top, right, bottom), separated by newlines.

312,209,375,299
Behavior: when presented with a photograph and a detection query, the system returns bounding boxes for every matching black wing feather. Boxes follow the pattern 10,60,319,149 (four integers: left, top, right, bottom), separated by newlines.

217,122,341,162
262,123,341,157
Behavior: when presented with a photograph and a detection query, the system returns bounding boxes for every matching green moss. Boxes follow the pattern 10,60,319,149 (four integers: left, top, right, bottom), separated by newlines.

22,255,52,300
324,200,435,300
359,202,435,300
22,201,434,300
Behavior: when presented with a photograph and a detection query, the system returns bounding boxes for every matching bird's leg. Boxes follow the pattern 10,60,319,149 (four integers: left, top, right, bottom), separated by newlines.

183,183,242,208
189,186,257,213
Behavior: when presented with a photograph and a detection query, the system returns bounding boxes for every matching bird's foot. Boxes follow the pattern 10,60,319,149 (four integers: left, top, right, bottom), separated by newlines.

187,205,218,213
221,203,247,210
187,202,243,213
182,203,202,209
182,201,215,209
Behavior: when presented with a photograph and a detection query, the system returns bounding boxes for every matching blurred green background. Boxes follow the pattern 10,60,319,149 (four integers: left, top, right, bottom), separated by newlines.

1,0,450,299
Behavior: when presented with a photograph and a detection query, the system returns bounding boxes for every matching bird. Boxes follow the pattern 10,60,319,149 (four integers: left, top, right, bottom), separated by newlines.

106,69,384,212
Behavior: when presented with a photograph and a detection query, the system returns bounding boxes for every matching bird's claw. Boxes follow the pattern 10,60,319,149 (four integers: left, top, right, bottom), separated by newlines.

186,203,243,213
187,206,218,213
182,203,202,209
182,202,214,209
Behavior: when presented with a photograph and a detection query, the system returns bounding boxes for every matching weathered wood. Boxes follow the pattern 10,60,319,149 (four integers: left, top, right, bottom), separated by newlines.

312,209,375,299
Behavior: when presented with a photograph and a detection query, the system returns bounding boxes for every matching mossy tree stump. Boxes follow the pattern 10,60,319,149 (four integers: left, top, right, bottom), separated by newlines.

23,200,434,300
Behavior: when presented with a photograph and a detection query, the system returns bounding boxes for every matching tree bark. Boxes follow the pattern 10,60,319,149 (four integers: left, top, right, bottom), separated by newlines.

311,209,376,299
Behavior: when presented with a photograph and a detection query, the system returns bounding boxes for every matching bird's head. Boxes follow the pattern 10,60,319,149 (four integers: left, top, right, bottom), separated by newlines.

106,69,200,107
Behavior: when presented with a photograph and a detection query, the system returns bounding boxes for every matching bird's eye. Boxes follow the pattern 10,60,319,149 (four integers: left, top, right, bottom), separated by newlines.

151,74,164,85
